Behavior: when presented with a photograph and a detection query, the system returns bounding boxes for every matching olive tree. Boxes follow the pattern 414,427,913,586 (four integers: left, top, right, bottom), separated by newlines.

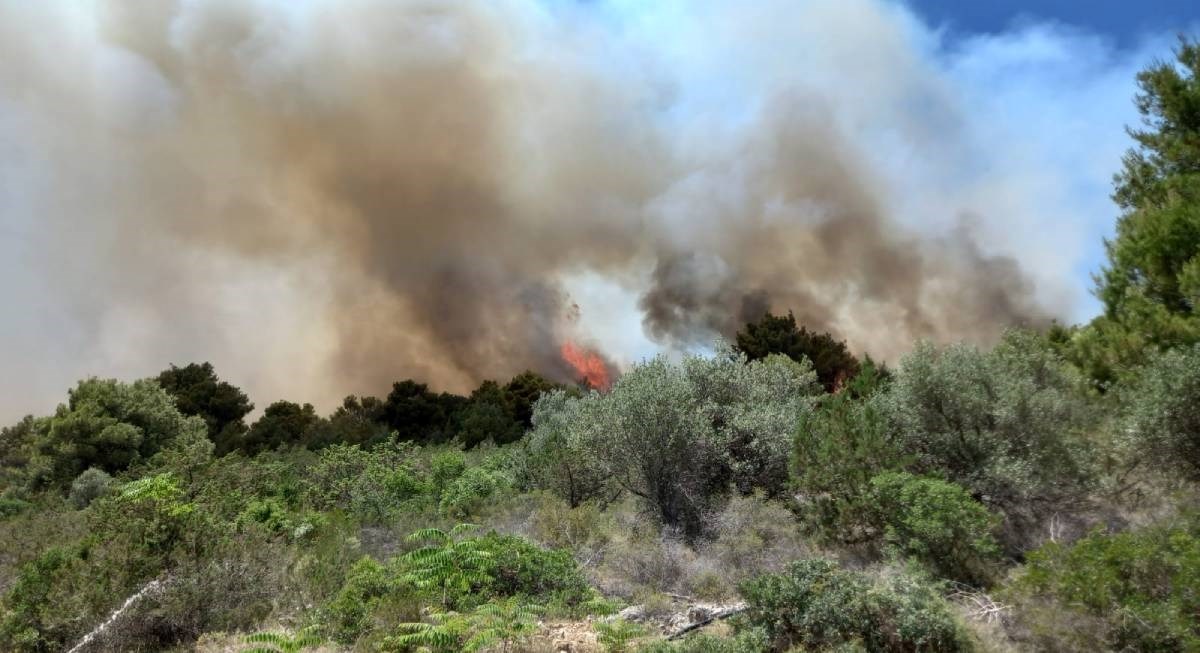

526,343,819,536
1122,343,1200,479
879,330,1096,543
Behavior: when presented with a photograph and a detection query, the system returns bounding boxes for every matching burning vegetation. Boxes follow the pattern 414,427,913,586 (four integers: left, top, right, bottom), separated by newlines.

560,341,614,391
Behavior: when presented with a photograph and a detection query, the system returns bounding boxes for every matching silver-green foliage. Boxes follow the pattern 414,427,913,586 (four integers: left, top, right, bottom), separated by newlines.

526,344,820,534
1122,343,1200,479
67,467,114,509
879,331,1094,514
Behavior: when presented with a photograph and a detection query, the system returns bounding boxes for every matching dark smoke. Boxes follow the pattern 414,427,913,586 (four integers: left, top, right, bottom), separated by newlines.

0,0,1057,418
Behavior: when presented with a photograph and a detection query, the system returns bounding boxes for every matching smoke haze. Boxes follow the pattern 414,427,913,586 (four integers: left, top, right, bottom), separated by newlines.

0,0,1169,419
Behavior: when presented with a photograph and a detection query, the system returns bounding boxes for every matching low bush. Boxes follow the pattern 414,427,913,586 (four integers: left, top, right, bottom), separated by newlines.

438,466,513,519
1006,517,1200,652
304,441,430,523
695,493,808,597
473,532,591,607
739,559,971,652
323,525,590,645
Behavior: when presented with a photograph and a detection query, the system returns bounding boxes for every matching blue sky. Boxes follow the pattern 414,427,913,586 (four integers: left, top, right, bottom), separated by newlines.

907,0,1196,45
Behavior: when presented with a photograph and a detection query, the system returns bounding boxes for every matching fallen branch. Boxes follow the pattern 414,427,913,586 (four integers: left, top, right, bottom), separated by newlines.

665,605,747,641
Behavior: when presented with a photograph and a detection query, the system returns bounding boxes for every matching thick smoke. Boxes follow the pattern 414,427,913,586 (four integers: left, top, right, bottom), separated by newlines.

1,0,1074,417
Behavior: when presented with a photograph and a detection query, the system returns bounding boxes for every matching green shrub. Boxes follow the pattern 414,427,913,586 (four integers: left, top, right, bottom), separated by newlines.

438,466,513,518
242,625,323,653
385,598,542,653
793,391,903,545
739,560,971,652
1009,518,1200,652
305,440,431,523
430,450,468,492
325,556,417,645
0,496,32,519
594,618,644,652
0,547,81,652
324,525,591,645
868,472,1000,584
402,527,590,610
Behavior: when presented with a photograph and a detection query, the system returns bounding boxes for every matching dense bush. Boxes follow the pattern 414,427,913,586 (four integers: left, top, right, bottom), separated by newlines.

325,556,415,645
1008,517,1200,652
304,440,430,522
0,546,82,651
324,526,590,646
439,465,514,518
793,387,903,545
868,472,1000,585
739,559,971,652
471,532,591,607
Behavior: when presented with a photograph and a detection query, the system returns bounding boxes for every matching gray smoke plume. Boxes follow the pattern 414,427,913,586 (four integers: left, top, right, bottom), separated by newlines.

0,0,1064,418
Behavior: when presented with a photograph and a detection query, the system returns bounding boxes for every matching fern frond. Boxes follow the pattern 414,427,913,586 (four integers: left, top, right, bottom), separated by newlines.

244,632,287,644
406,527,451,544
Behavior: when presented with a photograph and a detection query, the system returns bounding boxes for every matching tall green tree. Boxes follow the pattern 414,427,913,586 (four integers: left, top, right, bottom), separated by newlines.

1084,39,1200,385
502,371,563,428
156,362,253,455
383,381,458,443
30,378,207,487
240,401,321,455
735,311,859,392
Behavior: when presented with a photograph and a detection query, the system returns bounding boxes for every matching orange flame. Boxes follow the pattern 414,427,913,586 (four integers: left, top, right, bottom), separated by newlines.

560,341,612,391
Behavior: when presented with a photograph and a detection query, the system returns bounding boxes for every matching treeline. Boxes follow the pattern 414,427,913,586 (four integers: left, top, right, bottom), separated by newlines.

163,364,572,455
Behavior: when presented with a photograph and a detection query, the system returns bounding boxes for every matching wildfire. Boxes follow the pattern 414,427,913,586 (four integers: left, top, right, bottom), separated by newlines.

560,341,612,391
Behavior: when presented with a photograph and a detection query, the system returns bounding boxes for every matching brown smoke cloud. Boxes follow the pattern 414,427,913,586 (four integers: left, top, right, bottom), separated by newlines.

0,0,1059,419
